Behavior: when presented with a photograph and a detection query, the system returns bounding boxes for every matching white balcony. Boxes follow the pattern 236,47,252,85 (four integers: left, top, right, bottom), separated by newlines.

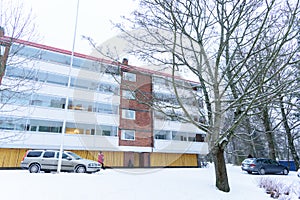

154,119,200,133
153,139,208,154
6,106,119,126
0,130,119,151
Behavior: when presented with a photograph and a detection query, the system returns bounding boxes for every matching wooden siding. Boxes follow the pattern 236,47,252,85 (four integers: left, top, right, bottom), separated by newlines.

0,148,27,167
150,153,198,167
71,150,124,167
0,149,197,168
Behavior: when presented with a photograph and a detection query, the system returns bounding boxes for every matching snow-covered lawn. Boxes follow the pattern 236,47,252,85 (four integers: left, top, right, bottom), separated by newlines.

0,165,299,200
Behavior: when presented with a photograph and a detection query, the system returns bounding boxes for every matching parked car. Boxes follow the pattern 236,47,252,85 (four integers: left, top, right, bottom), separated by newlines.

21,149,101,173
241,158,289,175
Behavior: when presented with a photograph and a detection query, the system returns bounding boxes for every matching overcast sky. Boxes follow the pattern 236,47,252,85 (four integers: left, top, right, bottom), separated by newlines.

25,0,138,55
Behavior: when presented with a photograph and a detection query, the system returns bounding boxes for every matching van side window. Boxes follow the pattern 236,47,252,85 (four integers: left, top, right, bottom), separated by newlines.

56,152,69,159
43,151,55,158
27,151,43,157
62,153,69,159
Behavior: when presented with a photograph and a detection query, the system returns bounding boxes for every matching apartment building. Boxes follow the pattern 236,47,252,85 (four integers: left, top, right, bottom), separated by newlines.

0,37,208,168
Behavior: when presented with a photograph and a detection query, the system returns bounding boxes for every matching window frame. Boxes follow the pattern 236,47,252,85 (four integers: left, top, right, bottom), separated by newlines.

122,90,136,100
122,109,136,120
121,129,135,141
123,72,136,82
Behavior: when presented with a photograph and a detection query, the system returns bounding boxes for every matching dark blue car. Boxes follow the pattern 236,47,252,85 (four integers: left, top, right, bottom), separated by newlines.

241,158,289,175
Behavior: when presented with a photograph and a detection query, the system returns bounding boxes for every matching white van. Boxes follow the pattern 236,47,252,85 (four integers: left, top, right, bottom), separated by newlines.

21,150,101,173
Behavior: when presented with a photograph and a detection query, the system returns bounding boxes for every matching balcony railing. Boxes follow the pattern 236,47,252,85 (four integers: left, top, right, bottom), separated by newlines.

0,130,119,151
153,139,208,154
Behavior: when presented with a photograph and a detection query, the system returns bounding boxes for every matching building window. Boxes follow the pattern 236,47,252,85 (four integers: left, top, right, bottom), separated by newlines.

121,130,135,140
0,90,31,106
122,109,136,120
5,66,69,86
68,99,118,114
0,117,27,131
154,130,171,140
65,122,117,136
27,119,63,133
30,94,66,109
122,90,135,100
153,76,169,86
123,72,136,82
95,125,118,136
70,77,119,95
155,133,166,140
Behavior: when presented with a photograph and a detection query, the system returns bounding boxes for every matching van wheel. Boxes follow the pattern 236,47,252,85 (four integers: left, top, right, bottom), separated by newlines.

29,163,41,173
75,165,86,173
259,168,265,175
283,169,288,175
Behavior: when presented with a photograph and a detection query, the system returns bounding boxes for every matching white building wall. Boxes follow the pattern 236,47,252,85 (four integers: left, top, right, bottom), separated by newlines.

1,44,210,156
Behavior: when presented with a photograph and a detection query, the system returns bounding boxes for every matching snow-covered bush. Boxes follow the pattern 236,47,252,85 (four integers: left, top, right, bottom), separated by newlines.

257,177,300,199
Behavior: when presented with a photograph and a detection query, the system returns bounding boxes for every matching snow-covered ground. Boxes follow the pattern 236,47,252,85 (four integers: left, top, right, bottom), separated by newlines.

0,164,299,200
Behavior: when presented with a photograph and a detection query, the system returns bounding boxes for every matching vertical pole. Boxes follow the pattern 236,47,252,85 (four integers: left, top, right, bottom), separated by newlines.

57,0,80,173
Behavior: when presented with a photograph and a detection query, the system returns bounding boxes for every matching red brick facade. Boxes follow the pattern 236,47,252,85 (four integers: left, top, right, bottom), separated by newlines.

119,66,153,147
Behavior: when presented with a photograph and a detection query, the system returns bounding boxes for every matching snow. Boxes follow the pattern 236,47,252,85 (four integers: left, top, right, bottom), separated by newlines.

0,164,299,200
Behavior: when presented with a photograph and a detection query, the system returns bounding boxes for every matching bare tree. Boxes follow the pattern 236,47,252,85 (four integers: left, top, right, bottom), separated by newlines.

238,26,300,168
86,0,300,192
0,0,39,143
276,59,300,170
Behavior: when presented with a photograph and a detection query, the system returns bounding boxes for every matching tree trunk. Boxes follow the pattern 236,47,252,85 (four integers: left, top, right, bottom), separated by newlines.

262,107,276,159
250,134,258,158
212,145,230,192
279,97,300,170
230,139,238,165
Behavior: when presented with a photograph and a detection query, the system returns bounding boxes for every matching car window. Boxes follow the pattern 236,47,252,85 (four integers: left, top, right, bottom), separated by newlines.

256,159,265,164
56,152,71,159
27,151,43,157
62,153,69,159
43,151,55,158
242,159,254,164
270,160,278,165
265,159,273,164
65,151,82,160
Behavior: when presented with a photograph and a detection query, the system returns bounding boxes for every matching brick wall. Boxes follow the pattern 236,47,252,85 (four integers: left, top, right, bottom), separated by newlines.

119,67,153,147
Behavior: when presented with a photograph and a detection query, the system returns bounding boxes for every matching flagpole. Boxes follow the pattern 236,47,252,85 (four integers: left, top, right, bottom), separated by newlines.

57,0,80,173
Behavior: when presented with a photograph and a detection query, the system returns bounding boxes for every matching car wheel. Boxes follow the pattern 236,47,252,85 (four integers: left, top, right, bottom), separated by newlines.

259,168,265,175
75,165,86,173
247,171,252,174
282,168,288,175
29,163,41,173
